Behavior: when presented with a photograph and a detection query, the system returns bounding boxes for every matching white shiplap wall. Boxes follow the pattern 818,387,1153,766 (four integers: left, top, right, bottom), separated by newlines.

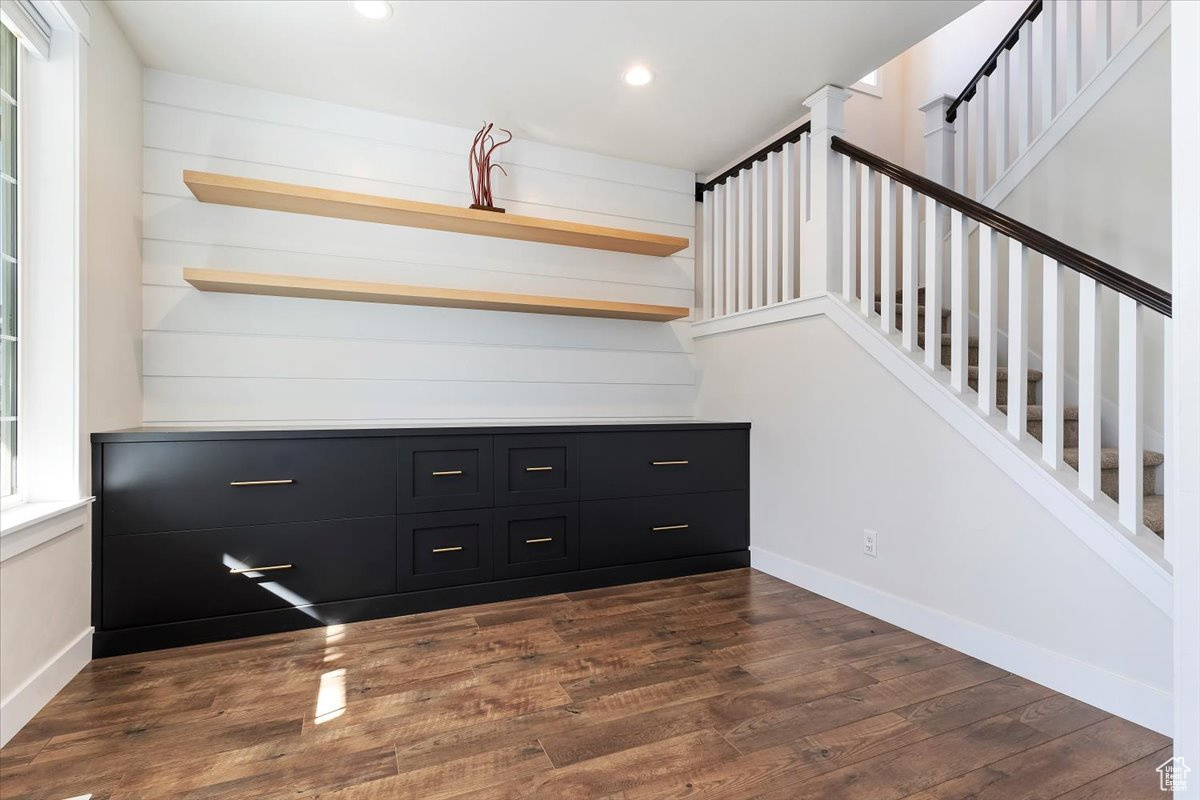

141,70,698,424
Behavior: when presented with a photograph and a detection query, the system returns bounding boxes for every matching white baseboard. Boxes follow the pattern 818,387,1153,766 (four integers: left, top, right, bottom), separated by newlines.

751,545,1173,736
0,627,92,746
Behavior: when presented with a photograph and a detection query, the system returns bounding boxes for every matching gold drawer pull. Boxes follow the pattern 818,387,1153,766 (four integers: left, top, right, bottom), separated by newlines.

651,524,689,532
229,479,295,487
229,564,293,574
525,466,554,472
431,470,464,477
432,546,464,553
525,537,554,544
650,460,689,466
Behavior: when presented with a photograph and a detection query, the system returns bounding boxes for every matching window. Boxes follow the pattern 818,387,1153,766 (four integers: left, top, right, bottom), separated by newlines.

0,23,16,501
852,69,883,98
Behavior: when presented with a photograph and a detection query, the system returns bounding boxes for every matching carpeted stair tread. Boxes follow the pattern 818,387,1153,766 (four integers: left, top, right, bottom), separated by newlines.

917,333,978,348
998,404,1080,421
1062,447,1165,469
1143,495,1165,536
874,302,950,319
967,365,1043,382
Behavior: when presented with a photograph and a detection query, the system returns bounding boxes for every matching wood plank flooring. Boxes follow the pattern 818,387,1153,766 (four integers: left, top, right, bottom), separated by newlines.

0,568,1170,799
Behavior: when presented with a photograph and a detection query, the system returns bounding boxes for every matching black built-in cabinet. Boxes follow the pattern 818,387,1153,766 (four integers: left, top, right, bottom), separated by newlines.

91,422,749,655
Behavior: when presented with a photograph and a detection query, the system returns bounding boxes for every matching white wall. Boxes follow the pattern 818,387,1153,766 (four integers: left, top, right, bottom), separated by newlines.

693,316,1173,730
1,0,142,745
140,71,697,425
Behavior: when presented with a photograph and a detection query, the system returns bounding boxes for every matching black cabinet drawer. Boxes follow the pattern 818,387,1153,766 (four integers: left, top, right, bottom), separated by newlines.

102,438,395,535
580,430,748,500
494,503,579,579
495,434,579,507
102,517,396,629
398,436,493,513
580,490,748,569
399,510,494,590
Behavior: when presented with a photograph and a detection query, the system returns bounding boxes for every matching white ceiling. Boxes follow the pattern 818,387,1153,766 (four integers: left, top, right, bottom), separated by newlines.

106,0,976,175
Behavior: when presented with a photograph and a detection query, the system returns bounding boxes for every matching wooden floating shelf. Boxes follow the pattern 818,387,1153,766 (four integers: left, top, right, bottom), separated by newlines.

182,171,690,257
183,268,691,323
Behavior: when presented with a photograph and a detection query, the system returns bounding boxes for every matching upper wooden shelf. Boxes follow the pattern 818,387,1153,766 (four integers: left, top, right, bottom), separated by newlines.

182,171,690,257
183,268,690,322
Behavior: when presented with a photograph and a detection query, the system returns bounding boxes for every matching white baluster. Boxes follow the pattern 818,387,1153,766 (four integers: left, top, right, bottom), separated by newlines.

798,134,811,294
995,49,1010,177
712,184,726,317
1007,242,1028,438
924,196,944,371
1098,0,1113,64
1119,295,1144,531
978,225,999,413
975,77,990,198
702,189,714,320
1135,0,1144,26
950,209,969,393
1041,0,1058,129
738,171,752,311
751,160,767,309
1016,20,1034,153
781,142,798,302
880,174,896,333
1042,258,1065,468
1064,0,1082,97
842,156,857,302
901,185,919,351
859,166,876,316
1079,275,1102,499
766,150,781,306
1164,320,1173,560
956,103,970,195
724,178,737,315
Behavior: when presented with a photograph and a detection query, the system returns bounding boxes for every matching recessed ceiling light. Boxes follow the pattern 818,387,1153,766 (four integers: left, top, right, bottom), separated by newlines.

351,1,392,20
622,65,654,87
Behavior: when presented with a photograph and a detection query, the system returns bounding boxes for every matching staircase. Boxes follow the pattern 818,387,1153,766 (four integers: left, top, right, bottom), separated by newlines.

882,288,1166,537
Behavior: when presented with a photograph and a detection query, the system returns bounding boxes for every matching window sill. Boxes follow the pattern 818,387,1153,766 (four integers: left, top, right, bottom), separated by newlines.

0,498,93,563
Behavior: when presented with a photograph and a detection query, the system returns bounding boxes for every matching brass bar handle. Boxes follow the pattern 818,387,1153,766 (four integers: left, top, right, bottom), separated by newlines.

525,537,554,544
229,564,293,574
525,466,554,472
431,470,464,477
432,546,464,553
650,460,689,466
229,479,295,487
651,524,690,532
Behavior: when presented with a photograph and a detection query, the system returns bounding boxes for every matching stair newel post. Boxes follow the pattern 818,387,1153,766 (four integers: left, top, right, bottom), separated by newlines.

801,85,849,297
920,95,956,189
1118,296,1144,532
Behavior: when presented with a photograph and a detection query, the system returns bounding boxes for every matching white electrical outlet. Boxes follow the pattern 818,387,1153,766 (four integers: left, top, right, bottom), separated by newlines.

863,529,878,557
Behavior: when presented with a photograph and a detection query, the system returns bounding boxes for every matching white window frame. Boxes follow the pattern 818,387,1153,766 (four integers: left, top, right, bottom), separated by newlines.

1,23,21,509
0,0,91,554
851,69,883,98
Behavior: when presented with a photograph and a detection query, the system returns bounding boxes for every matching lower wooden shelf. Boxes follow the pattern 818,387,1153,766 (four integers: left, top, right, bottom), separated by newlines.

182,268,691,322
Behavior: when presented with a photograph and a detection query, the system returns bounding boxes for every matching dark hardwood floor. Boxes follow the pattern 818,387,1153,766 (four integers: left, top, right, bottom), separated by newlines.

0,568,1170,799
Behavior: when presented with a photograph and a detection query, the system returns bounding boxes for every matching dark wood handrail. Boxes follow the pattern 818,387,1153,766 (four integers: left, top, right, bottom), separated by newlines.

694,120,811,202
831,136,1171,317
946,0,1042,123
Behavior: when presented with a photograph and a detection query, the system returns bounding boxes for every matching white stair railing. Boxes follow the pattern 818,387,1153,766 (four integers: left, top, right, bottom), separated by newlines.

946,0,1163,201
831,135,1172,547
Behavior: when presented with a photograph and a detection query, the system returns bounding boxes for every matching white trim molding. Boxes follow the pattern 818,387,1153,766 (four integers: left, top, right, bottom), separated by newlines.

751,545,1173,736
691,293,1172,615
0,626,92,746
0,498,91,562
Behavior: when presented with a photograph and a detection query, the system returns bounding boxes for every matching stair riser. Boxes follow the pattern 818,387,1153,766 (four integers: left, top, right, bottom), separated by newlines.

1026,419,1080,449
969,377,1037,406
939,343,978,368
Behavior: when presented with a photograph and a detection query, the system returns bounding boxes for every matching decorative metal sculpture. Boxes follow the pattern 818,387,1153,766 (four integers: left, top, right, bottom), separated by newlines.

468,122,512,213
